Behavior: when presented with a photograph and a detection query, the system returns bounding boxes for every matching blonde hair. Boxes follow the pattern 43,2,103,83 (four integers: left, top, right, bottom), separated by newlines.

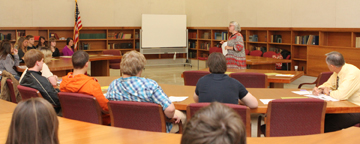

6,98,59,144
230,21,241,32
120,50,146,76
39,47,52,63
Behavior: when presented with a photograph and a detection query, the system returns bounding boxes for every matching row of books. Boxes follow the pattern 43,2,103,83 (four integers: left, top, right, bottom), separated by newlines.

249,35,258,42
79,43,91,50
135,32,139,39
17,31,25,37
202,32,211,39
108,32,132,39
107,43,133,49
188,51,197,58
294,35,319,45
188,32,197,39
189,41,196,49
355,37,360,48
49,33,59,39
0,33,11,40
214,32,229,40
199,42,210,50
270,35,282,43
79,33,106,39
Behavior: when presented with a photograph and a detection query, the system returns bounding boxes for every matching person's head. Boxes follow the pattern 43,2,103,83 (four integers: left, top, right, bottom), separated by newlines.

120,50,146,76
207,52,227,74
17,36,28,51
181,102,246,144
0,42,13,59
229,21,241,33
24,49,44,70
39,47,52,63
325,51,345,73
26,35,35,45
66,38,74,47
49,37,57,47
39,36,46,46
72,50,89,70
6,98,59,144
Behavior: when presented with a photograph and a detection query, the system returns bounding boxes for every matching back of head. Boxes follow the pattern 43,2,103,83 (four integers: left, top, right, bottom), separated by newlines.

120,50,146,76
6,98,59,144
181,102,246,144
207,52,227,74
72,50,89,69
325,51,345,67
24,49,44,68
39,47,52,63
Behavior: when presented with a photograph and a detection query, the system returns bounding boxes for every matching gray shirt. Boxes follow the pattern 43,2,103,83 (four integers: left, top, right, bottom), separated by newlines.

0,54,20,76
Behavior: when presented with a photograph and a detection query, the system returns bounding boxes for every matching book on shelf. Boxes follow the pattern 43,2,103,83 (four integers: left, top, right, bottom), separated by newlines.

0,33,12,40
295,35,319,45
122,34,132,39
200,42,210,50
17,31,25,37
271,35,282,43
188,41,197,49
249,35,258,42
80,42,90,50
135,42,140,49
135,32,139,39
221,32,228,40
202,32,210,39
49,33,59,39
189,32,197,39
214,32,222,40
188,51,197,58
113,43,133,49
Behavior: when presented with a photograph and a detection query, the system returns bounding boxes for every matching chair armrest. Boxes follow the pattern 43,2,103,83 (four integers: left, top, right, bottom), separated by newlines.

101,109,109,114
298,82,316,89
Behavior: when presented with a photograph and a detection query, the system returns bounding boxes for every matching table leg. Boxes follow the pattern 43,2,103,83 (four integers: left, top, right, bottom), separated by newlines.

269,83,284,88
91,60,110,76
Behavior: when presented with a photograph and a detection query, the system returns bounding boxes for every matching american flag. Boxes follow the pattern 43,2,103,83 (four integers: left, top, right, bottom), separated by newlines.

73,0,82,50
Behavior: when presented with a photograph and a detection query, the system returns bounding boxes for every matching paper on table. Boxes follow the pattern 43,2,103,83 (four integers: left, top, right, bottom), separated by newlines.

89,55,97,57
275,74,294,77
264,73,281,76
260,99,274,104
51,58,60,60
225,72,234,75
60,56,72,58
292,91,312,95
169,96,188,102
281,97,308,99
304,94,339,101
101,86,109,91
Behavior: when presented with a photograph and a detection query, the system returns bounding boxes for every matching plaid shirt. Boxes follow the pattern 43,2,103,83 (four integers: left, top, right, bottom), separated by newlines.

106,76,173,132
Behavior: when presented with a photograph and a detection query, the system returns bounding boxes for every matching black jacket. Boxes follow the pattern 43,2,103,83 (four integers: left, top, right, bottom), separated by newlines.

20,70,60,106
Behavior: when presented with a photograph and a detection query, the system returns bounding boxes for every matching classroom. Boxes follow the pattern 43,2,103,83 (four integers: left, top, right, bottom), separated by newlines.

1,0,360,143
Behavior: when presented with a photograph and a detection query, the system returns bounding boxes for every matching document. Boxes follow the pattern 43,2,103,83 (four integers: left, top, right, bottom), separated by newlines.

221,42,228,56
260,99,274,104
304,94,339,101
169,96,188,102
291,91,312,95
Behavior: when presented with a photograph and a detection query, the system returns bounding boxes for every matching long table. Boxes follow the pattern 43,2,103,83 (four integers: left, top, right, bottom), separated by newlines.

246,55,292,70
184,69,304,88
94,77,360,114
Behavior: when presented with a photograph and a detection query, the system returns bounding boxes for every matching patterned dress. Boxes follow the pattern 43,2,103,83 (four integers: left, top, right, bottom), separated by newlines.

226,33,246,69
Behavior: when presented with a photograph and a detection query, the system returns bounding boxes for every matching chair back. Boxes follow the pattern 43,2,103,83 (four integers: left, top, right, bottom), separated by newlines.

6,79,17,103
17,85,42,100
186,103,251,137
108,101,166,132
266,99,326,137
183,71,210,86
209,47,222,54
229,72,267,88
250,50,263,56
58,92,102,124
317,72,333,87
103,50,121,63
263,51,277,58
245,49,250,55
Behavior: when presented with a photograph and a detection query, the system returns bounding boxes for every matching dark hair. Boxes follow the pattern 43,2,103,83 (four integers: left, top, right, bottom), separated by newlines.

181,102,246,144
72,50,89,69
207,52,227,74
66,38,73,45
6,98,59,144
37,36,47,47
325,51,345,67
26,35,34,40
0,42,13,60
24,49,44,68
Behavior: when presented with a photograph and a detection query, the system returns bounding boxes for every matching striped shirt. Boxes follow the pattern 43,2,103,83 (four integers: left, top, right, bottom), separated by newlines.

106,76,172,132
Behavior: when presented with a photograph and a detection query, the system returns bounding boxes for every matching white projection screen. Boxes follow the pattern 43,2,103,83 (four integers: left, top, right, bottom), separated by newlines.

141,14,187,48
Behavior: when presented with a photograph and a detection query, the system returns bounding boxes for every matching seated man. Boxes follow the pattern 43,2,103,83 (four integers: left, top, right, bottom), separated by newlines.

181,102,246,144
106,50,186,133
60,50,110,125
194,52,258,108
20,49,60,110
312,51,360,132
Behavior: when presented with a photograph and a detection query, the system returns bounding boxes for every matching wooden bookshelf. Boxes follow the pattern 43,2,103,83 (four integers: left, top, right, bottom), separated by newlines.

187,27,360,76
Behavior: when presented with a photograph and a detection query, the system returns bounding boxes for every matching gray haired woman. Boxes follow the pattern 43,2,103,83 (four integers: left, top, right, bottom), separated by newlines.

220,21,246,69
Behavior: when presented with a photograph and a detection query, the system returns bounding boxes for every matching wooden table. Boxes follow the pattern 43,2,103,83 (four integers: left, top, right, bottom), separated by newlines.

192,68,304,88
0,100,17,114
1,111,360,143
246,55,291,70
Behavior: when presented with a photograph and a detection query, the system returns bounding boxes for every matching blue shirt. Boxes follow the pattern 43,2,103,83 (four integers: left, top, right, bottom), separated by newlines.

106,76,173,132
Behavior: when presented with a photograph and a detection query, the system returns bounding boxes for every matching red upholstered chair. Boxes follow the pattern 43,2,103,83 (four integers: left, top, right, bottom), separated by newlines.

229,72,267,88
198,47,221,69
263,51,277,58
17,85,42,101
298,72,333,89
258,98,326,137
58,92,103,124
186,103,251,137
245,49,250,55
108,101,182,133
250,50,262,56
183,71,210,86
103,50,122,75
6,79,17,103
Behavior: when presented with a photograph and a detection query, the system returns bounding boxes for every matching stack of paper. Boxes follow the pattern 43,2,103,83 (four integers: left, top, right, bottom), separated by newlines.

275,74,294,77
169,96,188,102
304,94,339,101
260,99,274,104
291,91,312,95
264,73,281,76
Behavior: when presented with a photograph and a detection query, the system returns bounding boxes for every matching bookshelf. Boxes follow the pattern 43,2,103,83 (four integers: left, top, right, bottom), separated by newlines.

187,27,360,76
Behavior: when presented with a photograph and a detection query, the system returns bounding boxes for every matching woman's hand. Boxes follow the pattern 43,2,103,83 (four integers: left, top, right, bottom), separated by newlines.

220,41,225,44
226,46,233,50
13,49,18,55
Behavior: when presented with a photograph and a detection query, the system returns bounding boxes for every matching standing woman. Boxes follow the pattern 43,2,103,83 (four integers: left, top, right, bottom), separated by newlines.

36,36,47,48
62,37,74,56
220,21,246,69
49,38,60,57
17,36,28,63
